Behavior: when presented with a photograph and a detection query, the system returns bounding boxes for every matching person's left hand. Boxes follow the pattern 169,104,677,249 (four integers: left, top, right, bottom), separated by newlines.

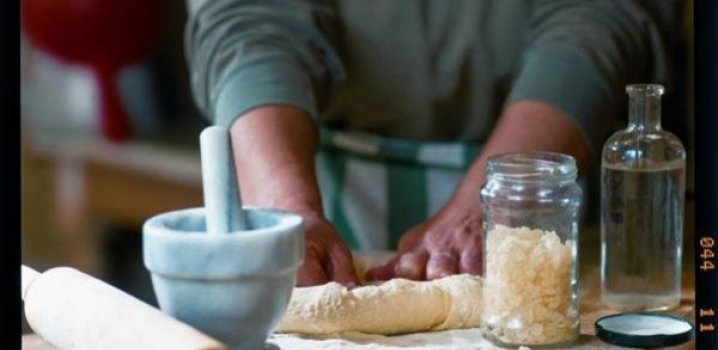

365,196,484,281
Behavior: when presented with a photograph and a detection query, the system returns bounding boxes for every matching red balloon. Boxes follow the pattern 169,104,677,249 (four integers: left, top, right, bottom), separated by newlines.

22,0,160,142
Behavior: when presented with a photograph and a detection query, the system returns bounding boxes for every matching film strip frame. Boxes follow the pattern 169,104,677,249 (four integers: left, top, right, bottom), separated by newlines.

695,0,718,349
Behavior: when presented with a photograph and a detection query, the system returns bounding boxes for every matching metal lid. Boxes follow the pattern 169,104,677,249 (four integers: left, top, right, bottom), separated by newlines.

595,313,694,349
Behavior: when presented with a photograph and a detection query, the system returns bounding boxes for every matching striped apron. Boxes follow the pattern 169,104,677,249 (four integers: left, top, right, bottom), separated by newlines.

315,126,481,251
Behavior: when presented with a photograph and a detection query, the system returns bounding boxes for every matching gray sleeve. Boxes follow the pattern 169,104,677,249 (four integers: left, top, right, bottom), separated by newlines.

506,0,678,155
185,0,344,127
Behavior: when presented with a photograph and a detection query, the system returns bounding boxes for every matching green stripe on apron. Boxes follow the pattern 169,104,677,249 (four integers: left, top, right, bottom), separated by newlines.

463,144,481,167
387,163,428,248
321,149,362,249
381,136,429,248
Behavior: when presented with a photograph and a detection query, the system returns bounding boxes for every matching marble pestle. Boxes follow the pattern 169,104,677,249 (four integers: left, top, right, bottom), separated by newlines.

199,126,249,234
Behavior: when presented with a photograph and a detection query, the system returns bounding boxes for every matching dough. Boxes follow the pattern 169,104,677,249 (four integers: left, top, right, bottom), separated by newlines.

276,274,483,335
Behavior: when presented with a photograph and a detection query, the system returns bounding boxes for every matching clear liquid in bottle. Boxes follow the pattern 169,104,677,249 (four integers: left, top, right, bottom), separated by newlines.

600,84,686,311
601,161,685,310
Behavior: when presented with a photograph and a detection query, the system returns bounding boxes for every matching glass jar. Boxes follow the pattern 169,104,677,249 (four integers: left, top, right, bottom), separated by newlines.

600,84,686,311
480,152,581,348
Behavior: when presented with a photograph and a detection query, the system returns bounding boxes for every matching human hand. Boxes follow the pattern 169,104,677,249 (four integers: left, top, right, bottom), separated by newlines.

297,214,360,288
366,197,483,281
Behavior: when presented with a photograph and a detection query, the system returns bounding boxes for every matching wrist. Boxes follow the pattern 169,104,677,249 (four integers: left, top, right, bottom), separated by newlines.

448,182,483,213
227,105,326,221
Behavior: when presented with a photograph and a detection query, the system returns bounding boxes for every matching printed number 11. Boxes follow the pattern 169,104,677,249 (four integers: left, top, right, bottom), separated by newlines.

699,309,715,333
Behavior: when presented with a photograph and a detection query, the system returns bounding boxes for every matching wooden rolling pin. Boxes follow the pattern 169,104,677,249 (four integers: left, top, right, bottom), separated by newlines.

22,265,227,350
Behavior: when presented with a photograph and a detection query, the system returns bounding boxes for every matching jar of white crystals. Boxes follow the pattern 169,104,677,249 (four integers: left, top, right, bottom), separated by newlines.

479,152,581,348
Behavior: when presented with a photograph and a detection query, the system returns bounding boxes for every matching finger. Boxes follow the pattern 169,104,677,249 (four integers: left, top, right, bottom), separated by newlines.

296,251,329,287
327,246,361,289
459,242,483,276
426,252,459,280
394,251,429,280
365,256,400,281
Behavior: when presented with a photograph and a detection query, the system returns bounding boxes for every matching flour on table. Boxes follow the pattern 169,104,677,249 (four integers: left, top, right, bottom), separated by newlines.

269,328,501,350
276,274,483,335
269,329,613,350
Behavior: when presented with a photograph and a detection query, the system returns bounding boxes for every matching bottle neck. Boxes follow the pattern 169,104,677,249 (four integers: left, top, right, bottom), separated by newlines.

628,92,662,132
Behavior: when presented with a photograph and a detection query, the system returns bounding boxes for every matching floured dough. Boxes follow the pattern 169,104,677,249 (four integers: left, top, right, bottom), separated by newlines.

276,274,483,335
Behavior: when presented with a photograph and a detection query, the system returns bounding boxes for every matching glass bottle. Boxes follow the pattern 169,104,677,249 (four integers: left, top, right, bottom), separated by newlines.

480,152,581,348
600,84,686,311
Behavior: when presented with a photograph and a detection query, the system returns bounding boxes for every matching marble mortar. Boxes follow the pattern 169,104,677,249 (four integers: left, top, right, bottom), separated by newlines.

143,206,304,350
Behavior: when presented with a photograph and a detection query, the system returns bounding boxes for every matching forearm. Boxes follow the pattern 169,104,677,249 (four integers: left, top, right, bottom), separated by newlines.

230,105,359,286
229,105,324,218
452,100,591,206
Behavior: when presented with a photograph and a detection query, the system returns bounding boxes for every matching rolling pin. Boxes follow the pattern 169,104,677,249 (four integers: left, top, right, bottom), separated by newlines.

22,265,227,350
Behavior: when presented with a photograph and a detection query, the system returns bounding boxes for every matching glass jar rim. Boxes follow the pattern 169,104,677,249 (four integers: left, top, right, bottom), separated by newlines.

486,152,578,183
626,84,665,96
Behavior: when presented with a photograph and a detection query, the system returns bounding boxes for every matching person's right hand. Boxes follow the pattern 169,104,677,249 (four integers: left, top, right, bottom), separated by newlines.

297,214,360,288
